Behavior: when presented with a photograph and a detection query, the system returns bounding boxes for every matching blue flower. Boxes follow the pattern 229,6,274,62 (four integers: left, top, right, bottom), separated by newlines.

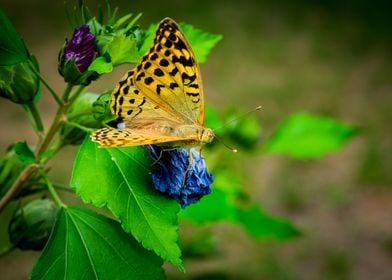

64,25,97,72
146,146,213,208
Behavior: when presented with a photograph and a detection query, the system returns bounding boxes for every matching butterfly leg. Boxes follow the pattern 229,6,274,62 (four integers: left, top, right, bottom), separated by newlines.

150,146,179,166
181,151,193,188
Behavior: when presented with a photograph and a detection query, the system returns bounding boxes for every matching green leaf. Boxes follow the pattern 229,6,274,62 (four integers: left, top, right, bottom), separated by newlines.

0,9,29,65
179,22,222,63
180,169,298,240
236,206,300,240
96,31,139,67
264,112,358,159
138,23,156,57
14,141,36,164
30,206,164,280
88,57,113,74
70,138,184,270
180,189,237,223
139,21,222,63
106,33,139,65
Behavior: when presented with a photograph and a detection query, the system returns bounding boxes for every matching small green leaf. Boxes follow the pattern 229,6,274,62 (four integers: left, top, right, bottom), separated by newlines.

14,141,35,164
139,21,222,63
88,57,113,74
264,112,358,159
0,9,29,65
107,33,139,65
179,22,222,63
236,206,300,240
30,206,164,280
71,138,184,270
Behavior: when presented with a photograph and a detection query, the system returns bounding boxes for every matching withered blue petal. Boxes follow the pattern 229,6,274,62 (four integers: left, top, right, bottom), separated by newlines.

146,145,213,208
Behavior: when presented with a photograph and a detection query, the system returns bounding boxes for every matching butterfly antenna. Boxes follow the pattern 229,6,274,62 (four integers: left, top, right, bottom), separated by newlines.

214,134,238,153
212,105,262,132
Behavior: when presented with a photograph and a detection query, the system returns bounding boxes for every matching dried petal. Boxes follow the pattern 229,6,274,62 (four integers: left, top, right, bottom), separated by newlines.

146,145,213,208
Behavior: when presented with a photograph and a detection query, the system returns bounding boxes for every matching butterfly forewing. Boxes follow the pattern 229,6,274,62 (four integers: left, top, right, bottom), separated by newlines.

132,18,205,125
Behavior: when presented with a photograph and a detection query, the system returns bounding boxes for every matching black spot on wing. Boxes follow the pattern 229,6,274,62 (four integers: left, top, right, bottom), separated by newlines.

188,83,199,89
159,58,169,67
122,85,129,94
164,40,173,48
144,77,154,85
154,68,165,77
156,44,163,52
169,67,179,77
150,53,158,61
181,72,197,85
169,82,179,89
172,56,194,67
156,84,164,94
143,61,152,70
174,38,187,51
186,92,199,97
168,32,176,41
136,72,145,81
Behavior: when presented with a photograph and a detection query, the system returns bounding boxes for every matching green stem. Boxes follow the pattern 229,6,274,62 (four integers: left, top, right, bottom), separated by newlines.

23,102,44,135
54,183,75,193
40,138,65,164
66,121,93,133
68,85,86,103
28,60,63,105
36,84,78,159
62,83,73,102
39,170,66,208
0,164,40,214
0,84,86,213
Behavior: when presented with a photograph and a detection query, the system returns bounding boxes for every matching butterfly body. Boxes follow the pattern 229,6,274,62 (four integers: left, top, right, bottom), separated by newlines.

92,18,213,149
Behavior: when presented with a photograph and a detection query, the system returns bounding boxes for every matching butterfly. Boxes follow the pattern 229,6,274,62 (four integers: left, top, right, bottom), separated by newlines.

91,17,214,150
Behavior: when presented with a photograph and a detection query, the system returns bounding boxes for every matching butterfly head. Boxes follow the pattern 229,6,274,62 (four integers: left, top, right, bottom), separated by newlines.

200,128,214,144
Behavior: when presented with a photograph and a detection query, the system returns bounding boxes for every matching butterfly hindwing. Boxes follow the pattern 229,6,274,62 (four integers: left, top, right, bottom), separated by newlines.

92,125,199,147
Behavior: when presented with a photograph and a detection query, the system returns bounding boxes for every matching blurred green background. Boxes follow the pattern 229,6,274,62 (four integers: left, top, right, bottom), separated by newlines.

1,0,391,279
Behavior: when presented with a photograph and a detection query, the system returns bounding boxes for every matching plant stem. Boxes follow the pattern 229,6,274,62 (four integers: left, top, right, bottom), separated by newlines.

66,121,93,133
36,84,82,158
0,84,86,213
62,83,73,102
68,85,86,103
0,164,39,213
29,60,63,105
23,102,44,137
40,170,65,208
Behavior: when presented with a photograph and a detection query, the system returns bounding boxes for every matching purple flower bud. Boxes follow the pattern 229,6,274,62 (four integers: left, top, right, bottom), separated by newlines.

146,146,213,208
64,25,96,72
